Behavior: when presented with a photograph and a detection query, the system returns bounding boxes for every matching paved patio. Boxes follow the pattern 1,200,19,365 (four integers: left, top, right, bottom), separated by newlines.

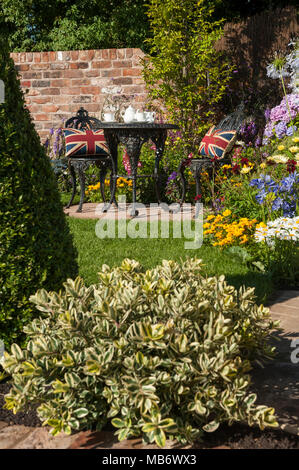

0,290,298,449
64,202,200,220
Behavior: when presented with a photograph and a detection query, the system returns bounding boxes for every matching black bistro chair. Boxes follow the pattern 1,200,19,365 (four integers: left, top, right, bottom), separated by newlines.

64,107,114,212
178,103,246,205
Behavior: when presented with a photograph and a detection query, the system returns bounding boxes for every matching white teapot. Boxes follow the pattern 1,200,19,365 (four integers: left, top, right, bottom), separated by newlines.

122,105,136,123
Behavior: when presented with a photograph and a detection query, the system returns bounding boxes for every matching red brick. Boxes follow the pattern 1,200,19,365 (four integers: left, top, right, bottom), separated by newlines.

111,77,133,85
27,89,41,96
73,95,92,103
61,87,82,95
71,51,79,61
91,61,112,69
20,52,26,63
126,49,134,58
109,49,117,60
26,53,33,62
50,79,72,87
52,95,73,104
10,53,19,62
42,104,59,113
123,68,142,77
40,88,60,95
22,71,42,79
32,80,51,87
85,70,101,78
35,113,49,121
78,50,94,61
112,60,132,68
101,69,121,78
31,63,50,70
80,86,100,94
72,78,90,86
101,49,109,59
31,97,52,104
41,52,49,62
70,62,89,69
21,80,31,88
50,63,69,70
64,70,84,78
117,49,126,59
43,71,63,79
83,103,101,113
121,85,145,94
33,53,41,63
15,64,29,71
94,50,102,59
49,51,56,62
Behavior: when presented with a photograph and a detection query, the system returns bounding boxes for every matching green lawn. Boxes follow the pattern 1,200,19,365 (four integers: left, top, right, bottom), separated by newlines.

67,216,274,304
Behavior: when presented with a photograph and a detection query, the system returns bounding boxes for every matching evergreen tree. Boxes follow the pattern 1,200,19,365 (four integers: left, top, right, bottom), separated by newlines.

0,39,78,347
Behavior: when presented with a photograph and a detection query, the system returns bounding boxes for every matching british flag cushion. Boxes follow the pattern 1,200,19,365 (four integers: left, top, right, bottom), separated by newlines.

199,126,237,159
63,128,109,158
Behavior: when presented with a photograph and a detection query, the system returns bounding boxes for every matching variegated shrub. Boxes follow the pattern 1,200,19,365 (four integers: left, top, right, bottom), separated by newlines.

2,258,279,447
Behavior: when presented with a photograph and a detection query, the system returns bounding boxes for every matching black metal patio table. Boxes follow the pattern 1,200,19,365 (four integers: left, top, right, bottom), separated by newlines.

94,122,179,217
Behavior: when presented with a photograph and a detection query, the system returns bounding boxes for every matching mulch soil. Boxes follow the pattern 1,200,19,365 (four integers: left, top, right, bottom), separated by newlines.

1,381,299,449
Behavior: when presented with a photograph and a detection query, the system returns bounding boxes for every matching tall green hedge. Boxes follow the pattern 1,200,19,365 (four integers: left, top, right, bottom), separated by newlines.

0,41,78,347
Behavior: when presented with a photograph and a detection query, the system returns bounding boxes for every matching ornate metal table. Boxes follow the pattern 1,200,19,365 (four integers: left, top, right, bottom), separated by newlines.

94,122,179,216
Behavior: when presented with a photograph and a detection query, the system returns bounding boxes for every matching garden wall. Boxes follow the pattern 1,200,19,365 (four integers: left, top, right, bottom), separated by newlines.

10,6,298,143
10,48,147,142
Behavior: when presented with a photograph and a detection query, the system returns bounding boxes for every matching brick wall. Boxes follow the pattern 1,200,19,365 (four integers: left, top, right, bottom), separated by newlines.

10,48,147,142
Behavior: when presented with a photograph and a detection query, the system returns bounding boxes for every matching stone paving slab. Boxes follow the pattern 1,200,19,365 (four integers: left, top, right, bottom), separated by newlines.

250,290,299,437
64,203,198,221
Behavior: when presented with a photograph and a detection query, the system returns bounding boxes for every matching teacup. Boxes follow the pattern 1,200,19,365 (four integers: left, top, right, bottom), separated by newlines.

103,112,115,122
145,111,156,123
135,110,145,121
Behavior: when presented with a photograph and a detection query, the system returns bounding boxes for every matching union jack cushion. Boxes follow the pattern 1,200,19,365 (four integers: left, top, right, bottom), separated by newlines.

199,126,237,159
63,128,109,158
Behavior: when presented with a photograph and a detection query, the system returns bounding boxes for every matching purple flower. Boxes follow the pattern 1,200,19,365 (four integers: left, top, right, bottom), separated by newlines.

274,121,287,139
50,128,54,135
168,171,177,181
264,108,271,120
286,125,297,136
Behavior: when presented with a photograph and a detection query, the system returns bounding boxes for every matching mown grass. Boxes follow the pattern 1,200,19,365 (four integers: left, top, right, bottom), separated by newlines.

66,216,274,304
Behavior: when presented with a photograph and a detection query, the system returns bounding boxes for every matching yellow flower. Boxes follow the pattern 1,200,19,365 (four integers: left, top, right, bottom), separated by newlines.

295,153,299,161
271,154,288,163
292,136,299,143
289,146,299,153
206,215,215,220
241,166,252,174
260,163,267,169
277,144,285,151
222,209,231,217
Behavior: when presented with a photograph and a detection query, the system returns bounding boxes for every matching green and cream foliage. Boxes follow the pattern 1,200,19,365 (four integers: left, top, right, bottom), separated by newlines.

3,259,279,447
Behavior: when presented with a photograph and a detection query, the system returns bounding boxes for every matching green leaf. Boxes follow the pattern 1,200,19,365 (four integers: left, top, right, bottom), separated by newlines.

154,428,166,448
112,418,126,429
73,408,89,419
203,421,220,433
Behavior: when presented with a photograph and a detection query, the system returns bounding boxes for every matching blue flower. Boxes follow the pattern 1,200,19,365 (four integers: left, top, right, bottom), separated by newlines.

272,197,283,211
286,125,297,136
255,189,267,205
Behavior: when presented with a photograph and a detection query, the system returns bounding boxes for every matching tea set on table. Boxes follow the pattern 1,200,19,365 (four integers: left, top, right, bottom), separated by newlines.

103,105,156,124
